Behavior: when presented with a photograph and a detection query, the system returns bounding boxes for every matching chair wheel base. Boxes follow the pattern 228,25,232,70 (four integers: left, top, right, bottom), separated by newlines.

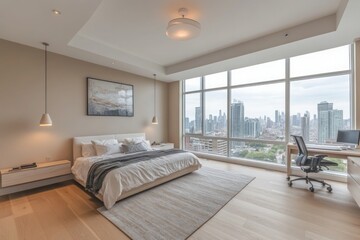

286,176,333,193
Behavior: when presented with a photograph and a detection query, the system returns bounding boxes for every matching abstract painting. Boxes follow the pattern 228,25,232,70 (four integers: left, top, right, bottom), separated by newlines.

87,77,134,116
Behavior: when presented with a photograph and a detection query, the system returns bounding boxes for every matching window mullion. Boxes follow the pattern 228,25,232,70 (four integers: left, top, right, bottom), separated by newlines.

227,71,231,157
201,76,205,136
285,58,290,144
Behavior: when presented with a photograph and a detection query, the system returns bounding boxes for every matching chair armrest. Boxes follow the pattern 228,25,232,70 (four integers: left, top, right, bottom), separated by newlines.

314,154,327,159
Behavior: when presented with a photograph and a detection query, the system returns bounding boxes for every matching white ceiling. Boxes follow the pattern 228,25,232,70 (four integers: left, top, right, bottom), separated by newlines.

1,0,359,82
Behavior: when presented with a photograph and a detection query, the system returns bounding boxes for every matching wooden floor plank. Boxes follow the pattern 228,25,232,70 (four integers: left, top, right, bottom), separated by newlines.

0,195,12,218
56,186,128,240
14,213,47,240
29,193,74,240
9,192,33,217
41,189,100,240
0,216,18,240
0,158,360,239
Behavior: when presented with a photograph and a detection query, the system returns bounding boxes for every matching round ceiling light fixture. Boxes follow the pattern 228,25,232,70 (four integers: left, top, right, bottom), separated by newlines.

166,8,200,40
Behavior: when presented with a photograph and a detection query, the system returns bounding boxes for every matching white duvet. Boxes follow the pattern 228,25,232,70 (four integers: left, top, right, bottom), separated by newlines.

71,151,201,209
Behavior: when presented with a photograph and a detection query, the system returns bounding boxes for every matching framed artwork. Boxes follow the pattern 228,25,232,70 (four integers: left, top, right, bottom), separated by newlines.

87,77,134,117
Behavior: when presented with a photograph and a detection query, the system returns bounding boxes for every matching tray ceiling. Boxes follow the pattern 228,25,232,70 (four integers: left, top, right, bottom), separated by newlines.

1,0,359,81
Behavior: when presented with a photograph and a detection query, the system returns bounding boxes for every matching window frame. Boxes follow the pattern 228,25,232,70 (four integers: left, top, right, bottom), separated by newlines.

181,44,354,178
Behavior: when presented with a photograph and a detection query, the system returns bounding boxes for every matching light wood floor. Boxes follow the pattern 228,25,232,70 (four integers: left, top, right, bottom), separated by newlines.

1,159,360,240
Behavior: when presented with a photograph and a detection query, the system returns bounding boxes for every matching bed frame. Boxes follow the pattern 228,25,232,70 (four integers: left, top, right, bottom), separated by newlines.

72,133,198,203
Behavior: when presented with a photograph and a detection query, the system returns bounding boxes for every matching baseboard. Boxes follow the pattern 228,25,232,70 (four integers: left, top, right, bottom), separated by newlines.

0,174,73,196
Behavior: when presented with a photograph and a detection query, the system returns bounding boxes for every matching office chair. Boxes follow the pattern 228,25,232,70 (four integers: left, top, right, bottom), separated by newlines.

288,135,338,192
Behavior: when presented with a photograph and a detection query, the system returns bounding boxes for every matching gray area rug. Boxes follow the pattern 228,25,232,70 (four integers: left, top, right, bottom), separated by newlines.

98,167,255,240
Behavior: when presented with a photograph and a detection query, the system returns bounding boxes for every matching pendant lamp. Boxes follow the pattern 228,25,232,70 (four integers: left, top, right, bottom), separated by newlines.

39,42,53,126
152,74,158,124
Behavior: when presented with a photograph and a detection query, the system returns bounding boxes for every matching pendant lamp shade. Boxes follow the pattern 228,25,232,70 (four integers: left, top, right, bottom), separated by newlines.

40,113,52,126
152,74,158,124
39,42,52,127
152,116,158,125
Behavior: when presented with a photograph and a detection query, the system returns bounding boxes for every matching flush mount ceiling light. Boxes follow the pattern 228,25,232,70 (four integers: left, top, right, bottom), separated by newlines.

166,8,201,40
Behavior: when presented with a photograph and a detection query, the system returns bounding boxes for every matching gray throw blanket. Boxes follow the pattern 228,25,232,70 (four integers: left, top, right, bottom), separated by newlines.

86,149,186,194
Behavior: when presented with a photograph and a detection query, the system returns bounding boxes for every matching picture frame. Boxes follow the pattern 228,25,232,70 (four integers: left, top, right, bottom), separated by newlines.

87,77,134,117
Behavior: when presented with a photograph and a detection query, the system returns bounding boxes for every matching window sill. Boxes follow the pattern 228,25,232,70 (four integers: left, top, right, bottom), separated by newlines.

191,151,347,182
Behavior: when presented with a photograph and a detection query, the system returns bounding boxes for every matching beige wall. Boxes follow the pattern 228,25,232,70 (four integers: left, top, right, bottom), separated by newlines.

0,39,168,168
168,81,181,148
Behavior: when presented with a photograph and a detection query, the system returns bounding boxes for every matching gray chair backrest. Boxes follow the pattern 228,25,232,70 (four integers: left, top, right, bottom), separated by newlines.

291,135,308,166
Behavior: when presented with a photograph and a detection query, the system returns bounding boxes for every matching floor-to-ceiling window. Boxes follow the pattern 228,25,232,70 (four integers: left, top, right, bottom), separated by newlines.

182,45,352,174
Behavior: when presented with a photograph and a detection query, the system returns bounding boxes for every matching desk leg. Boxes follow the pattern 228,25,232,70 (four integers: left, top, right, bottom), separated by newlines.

286,146,291,180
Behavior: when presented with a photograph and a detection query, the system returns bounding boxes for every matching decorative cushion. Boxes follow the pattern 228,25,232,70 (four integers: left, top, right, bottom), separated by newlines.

126,141,152,154
81,143,96,157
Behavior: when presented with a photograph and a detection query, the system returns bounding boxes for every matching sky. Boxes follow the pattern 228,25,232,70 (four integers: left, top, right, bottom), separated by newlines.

184,45,351,122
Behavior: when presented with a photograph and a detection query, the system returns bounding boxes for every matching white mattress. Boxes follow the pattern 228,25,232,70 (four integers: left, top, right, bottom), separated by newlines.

72,151,201,209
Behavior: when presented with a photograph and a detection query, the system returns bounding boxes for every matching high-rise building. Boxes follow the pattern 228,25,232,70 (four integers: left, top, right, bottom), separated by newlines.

318,111,329,143
329,110,343,140
317,101,343,143
185,117,190,132
205,114,213,134
318,101,333,143
231,101,245,138
195,107,202,133
291,115,296,126
244,118,260,138
301,113,310,142
266,117,273,128
275,110,279,126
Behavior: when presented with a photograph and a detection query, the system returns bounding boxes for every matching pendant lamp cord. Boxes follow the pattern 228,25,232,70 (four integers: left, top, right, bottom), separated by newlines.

43,42,49,114
153,74,156,116
45,44,47,113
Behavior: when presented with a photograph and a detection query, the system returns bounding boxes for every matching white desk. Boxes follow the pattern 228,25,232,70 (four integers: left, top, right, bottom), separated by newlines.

286,143,360,178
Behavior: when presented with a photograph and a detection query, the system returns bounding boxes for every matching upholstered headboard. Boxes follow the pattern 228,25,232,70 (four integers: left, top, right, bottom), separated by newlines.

73,133,146,160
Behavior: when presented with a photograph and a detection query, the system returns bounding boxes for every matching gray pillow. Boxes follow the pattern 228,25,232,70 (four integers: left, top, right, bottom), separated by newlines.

126,141,152,153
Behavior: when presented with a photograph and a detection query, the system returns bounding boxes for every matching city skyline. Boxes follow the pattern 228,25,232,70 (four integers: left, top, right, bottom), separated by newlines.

185,100,350,143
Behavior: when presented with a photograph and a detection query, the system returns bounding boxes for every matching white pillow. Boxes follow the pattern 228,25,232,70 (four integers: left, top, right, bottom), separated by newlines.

81,143,96,157
91,139,121,156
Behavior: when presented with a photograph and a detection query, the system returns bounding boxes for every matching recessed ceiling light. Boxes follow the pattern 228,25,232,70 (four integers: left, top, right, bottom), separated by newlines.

52,9,61,15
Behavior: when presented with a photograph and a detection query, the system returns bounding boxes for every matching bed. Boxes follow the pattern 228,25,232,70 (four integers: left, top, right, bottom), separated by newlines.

72,133,201,209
